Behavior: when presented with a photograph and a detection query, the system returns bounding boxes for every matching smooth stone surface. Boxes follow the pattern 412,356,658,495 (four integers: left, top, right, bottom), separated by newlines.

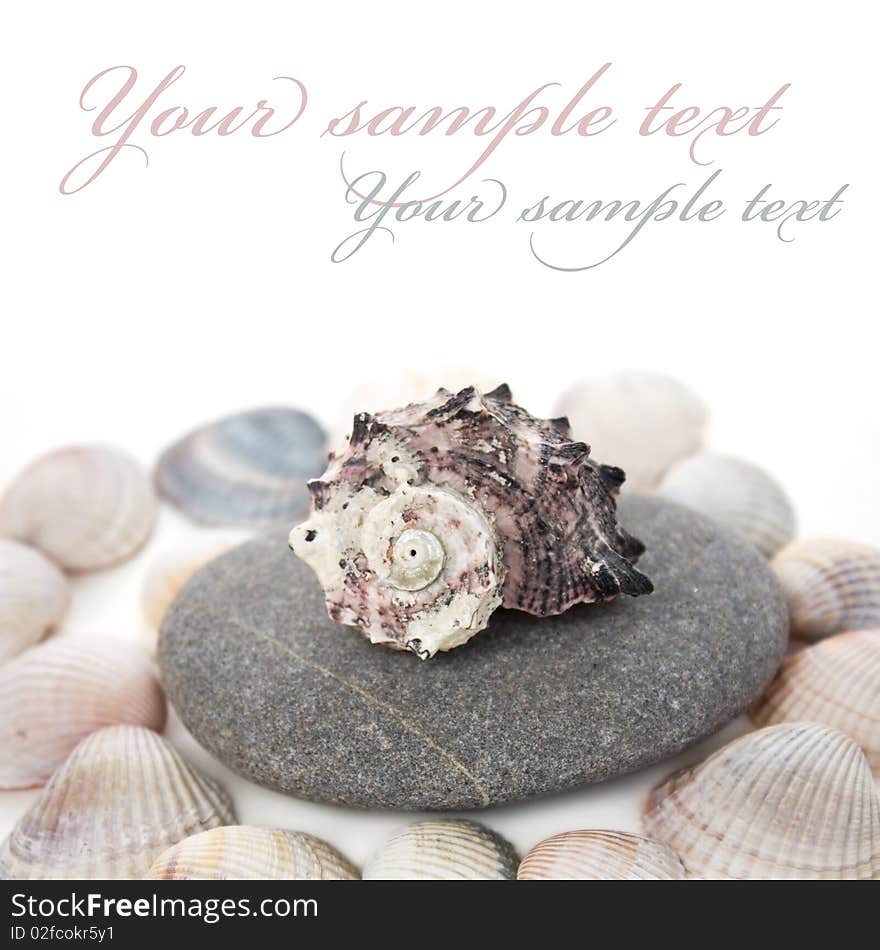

159,495,788,810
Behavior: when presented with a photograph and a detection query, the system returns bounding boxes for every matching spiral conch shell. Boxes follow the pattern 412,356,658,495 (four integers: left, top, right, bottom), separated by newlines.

290,385,652,657
750,629,880,774
0,725,235,879
363,819,518,880
0,638,166,788
518,830,685,880
772,539,880,641
643,722,880,879
0,539,70,662
147,826,359,880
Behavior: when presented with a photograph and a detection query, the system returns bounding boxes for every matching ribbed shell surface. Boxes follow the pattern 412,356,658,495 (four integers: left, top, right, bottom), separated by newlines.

643,722,880,880
147,826,359,880
363,820,518,880
0,725,234,879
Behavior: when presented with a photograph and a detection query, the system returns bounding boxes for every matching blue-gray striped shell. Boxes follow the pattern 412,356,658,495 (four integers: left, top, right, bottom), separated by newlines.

156,407,327,527
290,385,652,657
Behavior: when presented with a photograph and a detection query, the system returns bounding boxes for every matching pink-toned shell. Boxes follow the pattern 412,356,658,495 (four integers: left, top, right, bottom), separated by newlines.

147,826,359,880
772,539,880,640
0,725,234,879
518,829,686,880
0,539,70,662
0,445,156,572
292,385,651,654
750,629,880,774
0,637,167,788
643,722,880,879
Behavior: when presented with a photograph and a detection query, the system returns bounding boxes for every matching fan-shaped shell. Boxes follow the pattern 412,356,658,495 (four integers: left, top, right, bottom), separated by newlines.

291,385,651,656
750,629,880,773
363,820,518,880
147,826,359,880
772,539,880,640
659,453,796,557
0,638,166,788
155,407,328,527
142,532,249,632
0,725,235,879
643,722,880,879
518,830,685,880
555,371,708,490
0,445,156,571
0,539,70,662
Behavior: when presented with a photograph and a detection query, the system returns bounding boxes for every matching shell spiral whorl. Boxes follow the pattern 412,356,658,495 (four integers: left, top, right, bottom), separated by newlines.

290,385,652,657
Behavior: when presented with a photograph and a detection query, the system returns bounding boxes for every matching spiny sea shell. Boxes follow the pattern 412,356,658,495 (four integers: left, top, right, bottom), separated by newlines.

0,638,166,788
155,407,328,528
772,539,880,640
0,539,70,662
518,830,686,880
750,629,880,773
291,385,652,657
0,445,156,571
659,453,796,557
555,371,708,490
0,725,235,879
142,532,249,632
643,722,880,879
363,819,518,880
147,826,359,880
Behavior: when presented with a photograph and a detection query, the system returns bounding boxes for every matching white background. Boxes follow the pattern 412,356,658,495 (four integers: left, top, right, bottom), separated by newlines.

1,1,877,867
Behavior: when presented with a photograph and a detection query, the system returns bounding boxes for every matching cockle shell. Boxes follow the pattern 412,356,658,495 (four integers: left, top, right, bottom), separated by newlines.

363,820,518,880
659,453,796,557
555,371,708,490
750,629,880,773
518,830,686,880
0,539,70,662
141,532,249,632
0,445,156,571
155,407,328,527
772,539,880,640
643,722,880,879
290,385,652,657
0,725,235,879
0,638,166,788
147,826,359,880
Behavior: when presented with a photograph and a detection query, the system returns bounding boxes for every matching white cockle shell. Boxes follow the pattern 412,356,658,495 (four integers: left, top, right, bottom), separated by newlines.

643,722,880,879
750,629,880,774
147,825,359,880
0,638,167,788
0,445,157,571
0,725,235,879
555,371,708,490
517,829,686,880
363,819,519,880
659,453,796,557
772,539,880,640
0,539,70,662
